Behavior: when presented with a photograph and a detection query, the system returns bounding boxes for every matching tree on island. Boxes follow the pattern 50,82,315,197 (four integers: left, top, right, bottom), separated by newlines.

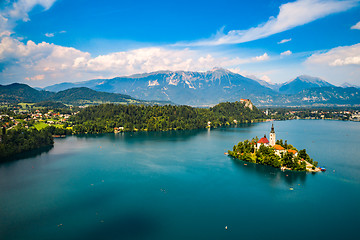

229,137,315,172
228,124,319,171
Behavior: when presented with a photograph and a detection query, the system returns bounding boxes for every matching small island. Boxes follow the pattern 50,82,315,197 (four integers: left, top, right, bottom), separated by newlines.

228,124,323,172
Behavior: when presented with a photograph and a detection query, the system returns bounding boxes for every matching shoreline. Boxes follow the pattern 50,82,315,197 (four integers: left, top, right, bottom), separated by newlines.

228,155,322,173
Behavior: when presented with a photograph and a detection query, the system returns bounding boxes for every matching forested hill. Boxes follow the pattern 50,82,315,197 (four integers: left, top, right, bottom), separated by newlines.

48,87,136,104
0,83,53,103
0,83,172,106
69,101,265,133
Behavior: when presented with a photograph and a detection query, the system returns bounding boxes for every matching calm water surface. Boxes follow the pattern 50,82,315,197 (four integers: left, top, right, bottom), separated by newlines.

0,120,359,240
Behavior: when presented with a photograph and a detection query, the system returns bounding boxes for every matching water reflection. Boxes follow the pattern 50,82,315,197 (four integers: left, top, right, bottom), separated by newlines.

103,129,206,143
230,156,307,186
1,145,53,164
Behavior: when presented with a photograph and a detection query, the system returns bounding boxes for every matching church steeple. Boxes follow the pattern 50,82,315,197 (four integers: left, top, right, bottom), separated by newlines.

269,123,276,146
270,123,275,133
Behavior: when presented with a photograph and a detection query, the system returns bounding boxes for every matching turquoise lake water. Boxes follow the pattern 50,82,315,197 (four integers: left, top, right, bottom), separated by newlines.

0,120,359,240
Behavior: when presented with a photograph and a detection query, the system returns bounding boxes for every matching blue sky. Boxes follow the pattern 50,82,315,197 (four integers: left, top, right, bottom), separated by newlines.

0,0,360,87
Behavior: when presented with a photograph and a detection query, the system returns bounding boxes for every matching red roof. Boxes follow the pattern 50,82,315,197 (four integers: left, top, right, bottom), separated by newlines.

257,137,269,144
273,144,285,150
287,149,297,154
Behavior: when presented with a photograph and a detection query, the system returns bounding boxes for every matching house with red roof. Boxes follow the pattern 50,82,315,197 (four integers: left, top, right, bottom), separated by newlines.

273,144,285,156
256,134,270,149
287,149,298,157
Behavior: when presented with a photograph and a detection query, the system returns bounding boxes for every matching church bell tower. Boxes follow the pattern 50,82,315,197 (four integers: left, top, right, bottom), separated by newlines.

269,123,276,146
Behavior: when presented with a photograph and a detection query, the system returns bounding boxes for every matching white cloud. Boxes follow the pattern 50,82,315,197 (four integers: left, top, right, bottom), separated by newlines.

278,38,292,44
7,0,57,22
45,33,54,37
252,53,269,62
0,36,272,86
302,43,360,85
304,43,360,86
44,31,66,37
351,21,360,30
280,50,292,56
0,0,57,33
179,0,357,46
306,43,360,66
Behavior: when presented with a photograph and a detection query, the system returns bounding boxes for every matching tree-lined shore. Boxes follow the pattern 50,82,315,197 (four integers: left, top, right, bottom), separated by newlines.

0,101,265,161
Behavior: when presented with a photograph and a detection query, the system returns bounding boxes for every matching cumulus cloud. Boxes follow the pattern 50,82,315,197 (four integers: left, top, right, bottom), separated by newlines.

0,37,87,63
0,36,271,86
351,21,360,30
178,0,357,46
278,38,292,44
252,53,269,62
304,43,360,85
280,50,292,56
0,0,57,33
306,43,360,66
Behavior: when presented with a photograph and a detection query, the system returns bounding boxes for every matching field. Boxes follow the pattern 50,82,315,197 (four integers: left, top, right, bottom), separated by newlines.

34,122,49,130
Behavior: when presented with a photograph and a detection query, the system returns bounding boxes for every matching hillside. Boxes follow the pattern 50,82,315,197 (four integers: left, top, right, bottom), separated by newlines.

49,87,136,105
0,83,171,106
0,83,54,103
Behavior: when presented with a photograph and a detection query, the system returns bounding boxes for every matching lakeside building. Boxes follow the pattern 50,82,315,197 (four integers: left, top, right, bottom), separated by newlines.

256,123,298,157
240,99,253,110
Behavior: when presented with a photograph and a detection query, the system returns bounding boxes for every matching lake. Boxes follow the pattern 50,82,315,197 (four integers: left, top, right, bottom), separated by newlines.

0,120,359,240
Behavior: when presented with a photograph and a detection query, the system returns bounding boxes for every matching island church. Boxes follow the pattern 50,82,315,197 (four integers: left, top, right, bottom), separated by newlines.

255,124,296,156
256,124,276,148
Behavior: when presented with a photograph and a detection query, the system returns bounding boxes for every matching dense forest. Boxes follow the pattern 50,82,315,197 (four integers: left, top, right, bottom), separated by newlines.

0,101,265,160
228,138,317,171
0,127,53,161
69,101,266,134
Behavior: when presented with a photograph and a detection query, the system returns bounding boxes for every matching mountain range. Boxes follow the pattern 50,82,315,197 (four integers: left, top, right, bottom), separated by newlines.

45,69,275,106
43,68,360,107
1,69,359,107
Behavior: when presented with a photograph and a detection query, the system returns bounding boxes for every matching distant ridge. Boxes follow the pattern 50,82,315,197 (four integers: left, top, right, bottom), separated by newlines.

279,75,334,94
272,86,360,106
341,82,359,88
